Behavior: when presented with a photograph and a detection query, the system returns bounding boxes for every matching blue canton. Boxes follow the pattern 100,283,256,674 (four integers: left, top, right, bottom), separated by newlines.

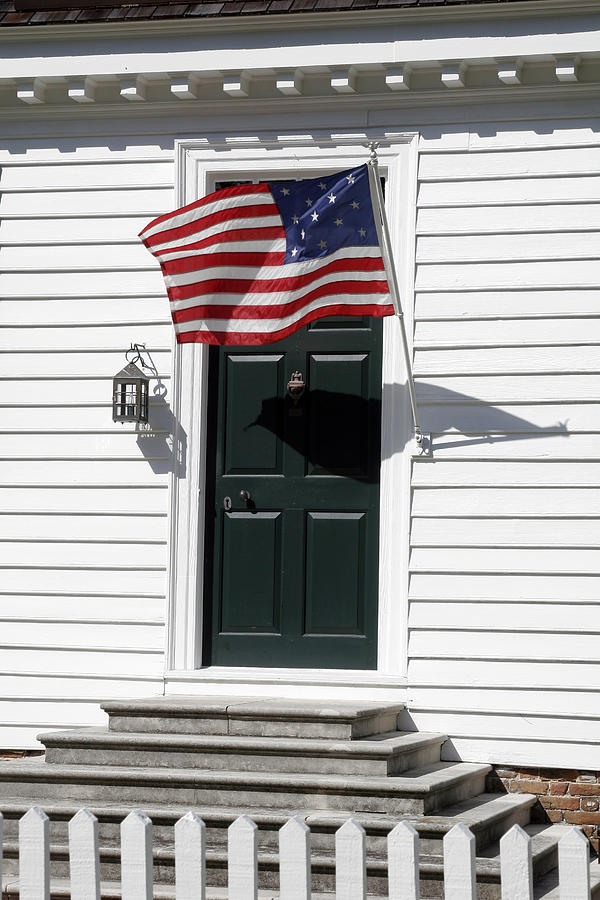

268,164,379,265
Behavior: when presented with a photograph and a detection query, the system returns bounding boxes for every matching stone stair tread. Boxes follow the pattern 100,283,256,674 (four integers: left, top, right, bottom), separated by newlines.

101,696,405,721
0,790,532,833
534,859,600,898
39,725,446,758
0,758,490,795
0,878,341,900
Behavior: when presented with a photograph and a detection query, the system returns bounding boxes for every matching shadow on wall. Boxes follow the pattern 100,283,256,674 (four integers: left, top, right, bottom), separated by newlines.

135,379,187,477
132,379,569,477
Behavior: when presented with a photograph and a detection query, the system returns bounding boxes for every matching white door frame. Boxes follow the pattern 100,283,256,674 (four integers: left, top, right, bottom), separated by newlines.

164,135,418,696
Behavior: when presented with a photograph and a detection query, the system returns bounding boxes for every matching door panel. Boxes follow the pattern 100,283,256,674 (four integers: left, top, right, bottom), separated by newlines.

220,511,282,633
205,317,383,669
305,511,366,635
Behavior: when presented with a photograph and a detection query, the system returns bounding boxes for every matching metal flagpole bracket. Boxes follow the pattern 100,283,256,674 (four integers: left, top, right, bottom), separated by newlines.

412,431,433,458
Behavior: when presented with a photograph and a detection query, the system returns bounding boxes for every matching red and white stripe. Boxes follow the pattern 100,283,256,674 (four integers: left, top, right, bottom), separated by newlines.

140,183,393,345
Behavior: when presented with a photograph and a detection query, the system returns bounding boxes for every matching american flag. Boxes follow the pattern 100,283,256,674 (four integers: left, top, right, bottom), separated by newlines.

139,163,394,345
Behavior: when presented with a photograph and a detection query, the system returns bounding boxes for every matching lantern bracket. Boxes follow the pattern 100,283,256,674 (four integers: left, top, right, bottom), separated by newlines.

125,342,153,371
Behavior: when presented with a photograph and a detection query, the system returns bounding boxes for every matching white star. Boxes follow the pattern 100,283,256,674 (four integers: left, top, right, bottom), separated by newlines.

301,229,305,239
358,227,366,237
319,240,327,249
346,175,355,184
291,247,298,257
351,200,360,209
318,181,327,190
328,193,336,204
281,187,290,196
334,218,343,226
305,198,312,207
311,211,319,222
291,215,299,224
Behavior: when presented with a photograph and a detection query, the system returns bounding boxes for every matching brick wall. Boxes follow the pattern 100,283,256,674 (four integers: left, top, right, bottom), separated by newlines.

488,767,600,855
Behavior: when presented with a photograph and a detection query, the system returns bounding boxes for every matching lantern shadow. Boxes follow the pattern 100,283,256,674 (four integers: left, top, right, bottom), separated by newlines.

135,383,187,476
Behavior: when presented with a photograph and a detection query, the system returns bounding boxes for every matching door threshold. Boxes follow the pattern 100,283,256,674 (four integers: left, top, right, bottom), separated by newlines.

164,667,407,703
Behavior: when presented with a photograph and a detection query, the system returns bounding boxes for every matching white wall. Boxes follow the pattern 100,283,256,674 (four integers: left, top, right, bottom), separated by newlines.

0,136,175,746
406,119,600,768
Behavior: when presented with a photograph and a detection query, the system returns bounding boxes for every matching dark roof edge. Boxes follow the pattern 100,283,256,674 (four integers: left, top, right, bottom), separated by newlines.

0,0,594,32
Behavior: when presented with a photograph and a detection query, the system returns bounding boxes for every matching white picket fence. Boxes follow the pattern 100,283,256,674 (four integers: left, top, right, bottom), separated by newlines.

2,807,592,899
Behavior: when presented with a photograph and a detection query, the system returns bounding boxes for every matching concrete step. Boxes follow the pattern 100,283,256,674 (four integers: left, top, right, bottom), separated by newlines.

102,697,405,740
0,757,490,816
535,859,600,898
40,727,446,776
0,823,566,899
0,792,535,857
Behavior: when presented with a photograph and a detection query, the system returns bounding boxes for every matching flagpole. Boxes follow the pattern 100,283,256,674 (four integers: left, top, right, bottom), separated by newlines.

366,142,423,445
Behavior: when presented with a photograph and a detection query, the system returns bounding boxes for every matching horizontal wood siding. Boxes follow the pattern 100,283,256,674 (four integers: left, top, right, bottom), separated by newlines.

409,126,600,769
0,141,174,748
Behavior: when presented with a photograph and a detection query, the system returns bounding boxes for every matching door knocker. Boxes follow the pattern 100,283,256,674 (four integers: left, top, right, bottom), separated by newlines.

286,371,306,404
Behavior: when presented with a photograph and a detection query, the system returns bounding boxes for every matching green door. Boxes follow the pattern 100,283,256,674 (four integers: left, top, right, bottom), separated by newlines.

204,316,383,669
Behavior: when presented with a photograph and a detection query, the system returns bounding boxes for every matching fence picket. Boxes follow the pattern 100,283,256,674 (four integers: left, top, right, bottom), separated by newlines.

443,823,476,900
175,812,206,900
228,815,258,900
388,821,420,900
558,827,591,900
69,808,101,900
121,810,153,900
336,818,366,900
500,824,533,900
19,807,50,900
279,816,311,900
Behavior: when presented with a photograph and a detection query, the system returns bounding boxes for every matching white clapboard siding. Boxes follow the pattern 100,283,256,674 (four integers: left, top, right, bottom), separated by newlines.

410,573,600,601
0,514,167,542
415,318,600,346
0,216,159,243
0,188,173,217
0,160,173,189
417,232,600,264
0,298,170,326
0,269,166,296
417,204,600,234
415,289,600,319
0,541,166,567
0,134,173,748
409,601,600,631
418,403,598,432
419,147,600,179
410,547,600,575
411,517,600,546
2,324,171,352
0,351,171,378
417,175,600,206
409,134,600,766
0,243,158,270
415,373,600,402
0,594,165,620
0,487,168,514
405,686,600,719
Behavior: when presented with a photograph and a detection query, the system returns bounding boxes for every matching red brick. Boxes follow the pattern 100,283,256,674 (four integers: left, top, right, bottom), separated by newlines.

565,811,600,826
549,782,569,795
517,780,549,794
572,783,600,796
495,769,517,779
541,797,580,811
581,799,599,812
545,810,563,823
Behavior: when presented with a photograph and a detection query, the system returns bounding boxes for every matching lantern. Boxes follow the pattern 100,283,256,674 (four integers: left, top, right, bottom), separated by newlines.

112,350,150,424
